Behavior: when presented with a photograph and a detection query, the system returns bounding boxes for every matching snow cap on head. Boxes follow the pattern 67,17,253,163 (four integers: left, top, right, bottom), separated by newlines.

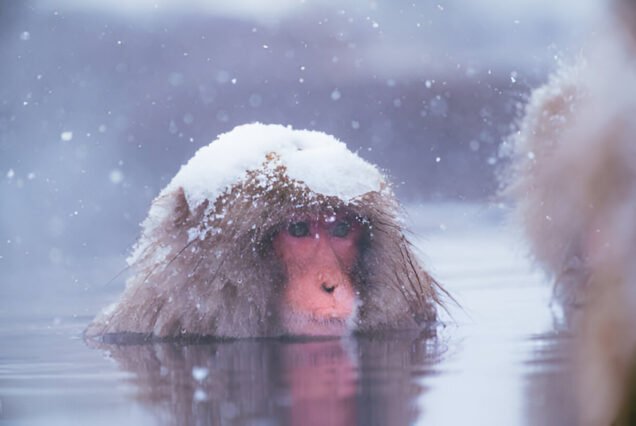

164,123,386,211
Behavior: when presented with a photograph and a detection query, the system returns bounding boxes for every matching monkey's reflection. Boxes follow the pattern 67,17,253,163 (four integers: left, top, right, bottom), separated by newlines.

99,332,443,426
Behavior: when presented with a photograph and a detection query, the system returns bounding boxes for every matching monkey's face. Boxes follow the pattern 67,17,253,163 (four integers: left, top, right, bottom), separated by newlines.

272,212,363,336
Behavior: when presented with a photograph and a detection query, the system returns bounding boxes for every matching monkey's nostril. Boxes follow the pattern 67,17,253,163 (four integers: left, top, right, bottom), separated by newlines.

321,283,336,294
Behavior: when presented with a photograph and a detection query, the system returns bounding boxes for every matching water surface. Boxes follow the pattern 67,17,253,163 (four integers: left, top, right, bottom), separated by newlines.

0,204,576,425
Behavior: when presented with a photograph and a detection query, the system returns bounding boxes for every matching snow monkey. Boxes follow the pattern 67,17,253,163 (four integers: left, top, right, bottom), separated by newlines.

503,1,636,424
86,123,442,340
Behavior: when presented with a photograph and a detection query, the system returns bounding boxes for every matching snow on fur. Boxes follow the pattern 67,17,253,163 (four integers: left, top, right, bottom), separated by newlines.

129,123,388,266
166,123,384,209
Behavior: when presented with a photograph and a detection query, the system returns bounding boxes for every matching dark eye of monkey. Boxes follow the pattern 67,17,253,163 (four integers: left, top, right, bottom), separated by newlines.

288,221,310,237
331,221,351,238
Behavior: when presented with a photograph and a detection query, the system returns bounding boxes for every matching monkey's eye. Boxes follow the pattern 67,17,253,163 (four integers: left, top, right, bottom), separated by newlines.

331,221,351,238
288,221,310,238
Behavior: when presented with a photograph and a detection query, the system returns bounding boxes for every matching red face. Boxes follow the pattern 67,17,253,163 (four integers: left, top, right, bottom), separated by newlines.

272,212,364,336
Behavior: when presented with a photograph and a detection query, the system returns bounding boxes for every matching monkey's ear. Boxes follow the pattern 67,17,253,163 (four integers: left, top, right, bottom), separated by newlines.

128,186,195,267
168,187,191,227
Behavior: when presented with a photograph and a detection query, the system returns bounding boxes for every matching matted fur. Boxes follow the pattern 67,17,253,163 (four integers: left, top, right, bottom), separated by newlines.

86,160,441,340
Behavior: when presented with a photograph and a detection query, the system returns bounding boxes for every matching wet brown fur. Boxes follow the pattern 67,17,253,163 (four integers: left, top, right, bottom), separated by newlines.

86,159,441,340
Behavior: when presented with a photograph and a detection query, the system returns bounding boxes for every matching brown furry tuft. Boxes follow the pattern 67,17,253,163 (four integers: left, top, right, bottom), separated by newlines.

501,6,636,422
501,65,591,310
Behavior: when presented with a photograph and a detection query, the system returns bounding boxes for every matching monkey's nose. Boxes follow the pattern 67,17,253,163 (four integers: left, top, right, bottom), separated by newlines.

321,282,336,294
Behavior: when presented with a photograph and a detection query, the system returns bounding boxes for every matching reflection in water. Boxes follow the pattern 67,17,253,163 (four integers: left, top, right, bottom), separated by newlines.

94,332,444,426
522,331,577,426
283,340,357,426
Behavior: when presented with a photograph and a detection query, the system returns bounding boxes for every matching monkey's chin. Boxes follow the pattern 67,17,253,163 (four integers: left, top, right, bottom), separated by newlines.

280,310,355,337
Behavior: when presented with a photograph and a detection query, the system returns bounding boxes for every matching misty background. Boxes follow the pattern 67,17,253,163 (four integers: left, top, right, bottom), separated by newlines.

0,0,598,311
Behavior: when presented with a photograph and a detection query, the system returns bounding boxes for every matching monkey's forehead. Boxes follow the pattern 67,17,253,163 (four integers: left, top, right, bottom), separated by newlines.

163,123,387,212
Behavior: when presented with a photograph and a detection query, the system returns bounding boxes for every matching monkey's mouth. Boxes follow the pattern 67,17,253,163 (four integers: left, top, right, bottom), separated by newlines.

281,309,354,337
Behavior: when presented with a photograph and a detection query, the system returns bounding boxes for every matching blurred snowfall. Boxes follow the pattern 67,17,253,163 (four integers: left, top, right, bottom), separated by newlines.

0,0,599,304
